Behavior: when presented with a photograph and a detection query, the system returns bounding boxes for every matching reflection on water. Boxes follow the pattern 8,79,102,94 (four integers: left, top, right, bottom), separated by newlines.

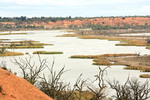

0,30,150,87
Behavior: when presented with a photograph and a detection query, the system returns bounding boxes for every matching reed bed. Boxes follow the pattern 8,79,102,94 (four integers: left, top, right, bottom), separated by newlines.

146,46,150,50
0,45,44,49
78,35,149,47
0,51,24,56
140,74,150,78
33,51,63,54
124,65,150,72
0,33,27,35
56,34,78,37
71,53,139,59
0,40,53,49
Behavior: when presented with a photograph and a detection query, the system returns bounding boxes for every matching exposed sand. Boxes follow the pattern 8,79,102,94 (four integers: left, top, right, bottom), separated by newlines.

0,68,53,100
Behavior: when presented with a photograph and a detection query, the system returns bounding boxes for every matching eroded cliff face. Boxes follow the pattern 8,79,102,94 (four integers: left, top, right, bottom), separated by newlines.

0,17,150,29
0,68,53,100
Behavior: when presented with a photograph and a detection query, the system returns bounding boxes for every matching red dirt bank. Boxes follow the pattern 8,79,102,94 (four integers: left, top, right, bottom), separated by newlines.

0,68,53,100
1,17,150,29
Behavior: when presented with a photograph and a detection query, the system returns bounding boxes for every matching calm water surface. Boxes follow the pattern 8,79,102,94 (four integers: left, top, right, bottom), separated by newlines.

0,30,150,88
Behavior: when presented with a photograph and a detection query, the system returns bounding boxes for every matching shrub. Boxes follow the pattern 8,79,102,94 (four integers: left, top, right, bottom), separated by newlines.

0,47,6,54
0,85,2,92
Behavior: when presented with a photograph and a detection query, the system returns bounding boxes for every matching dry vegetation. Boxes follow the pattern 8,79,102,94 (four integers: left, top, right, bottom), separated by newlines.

33,51,63,54
0,40,53,49
78,35,149,47
0,51,24,56
0,33,27,35
56,34,78,37
140,74,150,78
71,54,150,75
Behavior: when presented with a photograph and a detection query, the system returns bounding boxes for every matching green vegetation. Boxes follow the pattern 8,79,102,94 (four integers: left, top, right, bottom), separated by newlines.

80,23,150,30
33,51,63,54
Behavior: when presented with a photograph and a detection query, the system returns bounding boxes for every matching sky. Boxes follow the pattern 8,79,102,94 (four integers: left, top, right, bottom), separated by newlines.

0,0,150,17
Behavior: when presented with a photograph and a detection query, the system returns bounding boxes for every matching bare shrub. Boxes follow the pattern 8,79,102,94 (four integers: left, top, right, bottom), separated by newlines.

38,60,74,100
74,74,87,100
88,66,110,100
0,85,2,92
108,78,150,100
12,55,47,85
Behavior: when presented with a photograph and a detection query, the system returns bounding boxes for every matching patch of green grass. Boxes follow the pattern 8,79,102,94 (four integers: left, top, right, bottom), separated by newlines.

33,51,63,54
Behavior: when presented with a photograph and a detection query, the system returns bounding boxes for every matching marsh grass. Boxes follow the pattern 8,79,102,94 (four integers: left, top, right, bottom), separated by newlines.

33,51,63,54
71,53,138,66
0,33,27,35
0,40,53,49
140,74,150,78
0,45,44,49
0,51,24,56
56,34,78,37
70,55,99,59
78,35,149,47
124,65,142,70
71,54,139,59
146,46,150,50
124,65,150,72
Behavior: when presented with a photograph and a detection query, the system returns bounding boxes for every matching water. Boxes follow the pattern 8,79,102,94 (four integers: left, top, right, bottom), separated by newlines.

0,30,150,89
120,33,150,36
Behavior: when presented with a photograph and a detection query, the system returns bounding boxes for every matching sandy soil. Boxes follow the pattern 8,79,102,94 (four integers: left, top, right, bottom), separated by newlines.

0,68,53,100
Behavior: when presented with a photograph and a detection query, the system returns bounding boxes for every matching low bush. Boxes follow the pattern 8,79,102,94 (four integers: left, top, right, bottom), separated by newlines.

0,85,2,92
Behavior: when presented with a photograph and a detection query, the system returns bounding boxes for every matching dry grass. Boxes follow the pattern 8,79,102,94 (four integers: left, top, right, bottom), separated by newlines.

124,65,142,70
78,35,149,47
0,40,53,49
124,65,150,72
71,53,138,66
56,34,78,37
71,54,138,59
146,46,150,50
140,74,150,78
0,51,24,56
0,33,27,35
93,59,112,65
0,46,44,49
70,55,99,59
33,51,63,54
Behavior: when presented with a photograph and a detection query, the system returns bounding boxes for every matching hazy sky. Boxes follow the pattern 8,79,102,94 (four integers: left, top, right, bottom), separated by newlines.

0,0,150,17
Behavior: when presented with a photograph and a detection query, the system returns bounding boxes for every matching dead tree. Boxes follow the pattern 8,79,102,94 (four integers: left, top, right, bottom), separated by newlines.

12,55,47,85
88,66,110,100
39,59,74,100
108,78,150,100
74,74,87,100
